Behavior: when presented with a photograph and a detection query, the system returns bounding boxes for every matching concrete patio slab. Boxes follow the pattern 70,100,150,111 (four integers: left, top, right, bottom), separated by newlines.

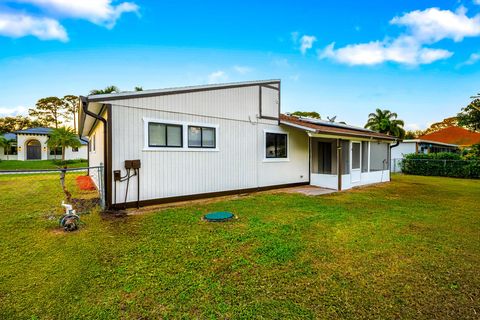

273,185,337,196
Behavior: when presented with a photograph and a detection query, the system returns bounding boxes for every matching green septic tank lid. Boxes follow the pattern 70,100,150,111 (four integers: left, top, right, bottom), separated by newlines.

204,211,234,222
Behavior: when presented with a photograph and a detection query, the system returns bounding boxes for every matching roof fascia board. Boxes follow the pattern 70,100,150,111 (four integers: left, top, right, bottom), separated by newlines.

88,80,281,103
280,121,317,132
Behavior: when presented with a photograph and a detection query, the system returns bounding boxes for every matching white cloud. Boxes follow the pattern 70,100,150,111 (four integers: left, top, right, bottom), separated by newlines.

289,74,300,81
207,71,228,84
13,0,139,28
0,12,68,41
404,123,422,131
390,6,480,43
319,37,453,66
475,0,480,5
458,52,480,67
233,65,253,74
0,106,29,117
299,35,317,54
271,58,290,68
318,7,480,66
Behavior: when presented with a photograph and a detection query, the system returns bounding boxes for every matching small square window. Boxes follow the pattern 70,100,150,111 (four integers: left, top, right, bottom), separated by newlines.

188,126,216,148
72,147,79,152
265,132,287,158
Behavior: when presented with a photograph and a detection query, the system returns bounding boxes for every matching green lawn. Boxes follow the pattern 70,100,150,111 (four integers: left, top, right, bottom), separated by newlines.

0,174,479,319
0,159,87,170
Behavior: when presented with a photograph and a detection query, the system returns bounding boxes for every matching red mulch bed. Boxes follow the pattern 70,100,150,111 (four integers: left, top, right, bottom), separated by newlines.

76,176,97,191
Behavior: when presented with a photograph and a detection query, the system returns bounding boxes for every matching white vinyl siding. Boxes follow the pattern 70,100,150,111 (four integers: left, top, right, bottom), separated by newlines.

109,88,308,204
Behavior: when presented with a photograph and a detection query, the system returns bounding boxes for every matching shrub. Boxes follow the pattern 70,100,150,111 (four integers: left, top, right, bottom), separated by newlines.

401,153,480,179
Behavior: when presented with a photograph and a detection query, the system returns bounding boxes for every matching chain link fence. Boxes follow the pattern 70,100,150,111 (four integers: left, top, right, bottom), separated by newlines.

0,166,104,219
391,158,480,178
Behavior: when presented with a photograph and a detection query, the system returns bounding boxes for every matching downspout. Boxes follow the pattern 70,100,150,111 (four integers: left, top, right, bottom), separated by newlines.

389,139,400,178
79,136,89,175
80,96,110,209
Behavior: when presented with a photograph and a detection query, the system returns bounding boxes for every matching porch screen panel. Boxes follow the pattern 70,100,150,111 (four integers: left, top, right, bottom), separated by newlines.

352,143,360,169
370,142,389,171
341,140,350,174
361,142,369,172
318,142,332,174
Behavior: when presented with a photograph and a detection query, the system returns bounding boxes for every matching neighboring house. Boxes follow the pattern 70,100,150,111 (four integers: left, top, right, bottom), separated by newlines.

418,126,480,148
391,139,459,160
0,128,88,161
78,80,395,210
390,139,459,173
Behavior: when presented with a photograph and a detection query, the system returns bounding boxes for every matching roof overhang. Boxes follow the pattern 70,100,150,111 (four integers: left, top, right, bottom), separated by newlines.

78,96,107,137
401,139,459,148
281,119,397,142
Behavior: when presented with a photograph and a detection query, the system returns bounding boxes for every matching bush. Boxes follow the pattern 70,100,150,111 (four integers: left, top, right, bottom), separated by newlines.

401,153,480,178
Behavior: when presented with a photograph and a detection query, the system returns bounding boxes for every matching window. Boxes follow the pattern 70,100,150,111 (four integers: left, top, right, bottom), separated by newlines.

148,122,183,147
265,132,287,158
3,145,17,155
89,134,96,152
188,126,216,148
72,147,79,152
50,147,63,155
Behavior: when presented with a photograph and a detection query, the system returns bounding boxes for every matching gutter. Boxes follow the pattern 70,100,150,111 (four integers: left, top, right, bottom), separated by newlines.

390,139,400,149
80,96,110,209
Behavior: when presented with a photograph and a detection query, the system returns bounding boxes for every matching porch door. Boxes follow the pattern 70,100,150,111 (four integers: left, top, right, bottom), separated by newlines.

350,141,361,183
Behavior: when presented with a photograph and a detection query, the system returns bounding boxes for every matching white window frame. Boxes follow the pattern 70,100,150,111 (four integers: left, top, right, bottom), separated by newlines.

263,129,289,162
143,117,219,152
89,134,96,153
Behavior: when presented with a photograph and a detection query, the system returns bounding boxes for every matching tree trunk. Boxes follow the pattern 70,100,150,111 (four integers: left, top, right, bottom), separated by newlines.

62,147,65,162
73,111,77,132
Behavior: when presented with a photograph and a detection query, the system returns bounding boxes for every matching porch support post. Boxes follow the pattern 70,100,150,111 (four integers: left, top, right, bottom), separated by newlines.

337,138,342,191
308,135,312,184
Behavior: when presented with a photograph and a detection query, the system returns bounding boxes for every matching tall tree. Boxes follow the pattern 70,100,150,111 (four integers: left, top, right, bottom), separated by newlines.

404,130,425,139
424,116,459,134
29,97,65,128
62,95,79,132
457,98,480,132
291,111,321,119
47,127,81,162
0,116,43,134
365,108,405,138
90,86,120,95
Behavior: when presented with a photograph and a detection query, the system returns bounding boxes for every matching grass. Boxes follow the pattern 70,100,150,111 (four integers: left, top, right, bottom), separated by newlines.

0,174,479,319
0,159,88,170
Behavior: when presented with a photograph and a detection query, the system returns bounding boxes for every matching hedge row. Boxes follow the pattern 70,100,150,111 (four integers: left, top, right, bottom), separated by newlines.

401,153,480,178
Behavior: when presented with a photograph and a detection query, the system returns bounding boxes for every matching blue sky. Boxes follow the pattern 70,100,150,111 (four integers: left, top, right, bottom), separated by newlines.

1,0,480,130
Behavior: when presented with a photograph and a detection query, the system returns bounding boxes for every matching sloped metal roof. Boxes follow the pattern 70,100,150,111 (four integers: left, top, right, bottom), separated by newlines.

280,114,397,141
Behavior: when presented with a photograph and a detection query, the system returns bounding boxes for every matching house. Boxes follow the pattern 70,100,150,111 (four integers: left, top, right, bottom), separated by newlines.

391,139,459,159
78,80,396,210
418,126,480,148
0,128,88,161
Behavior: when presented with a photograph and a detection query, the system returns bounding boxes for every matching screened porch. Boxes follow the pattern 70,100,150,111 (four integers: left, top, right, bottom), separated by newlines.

310,137,390,190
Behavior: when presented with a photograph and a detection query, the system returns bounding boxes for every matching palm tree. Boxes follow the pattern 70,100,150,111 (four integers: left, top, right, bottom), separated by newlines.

365,108,405,138
134,86,143,91
89,85,120,95
47,127,81,162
